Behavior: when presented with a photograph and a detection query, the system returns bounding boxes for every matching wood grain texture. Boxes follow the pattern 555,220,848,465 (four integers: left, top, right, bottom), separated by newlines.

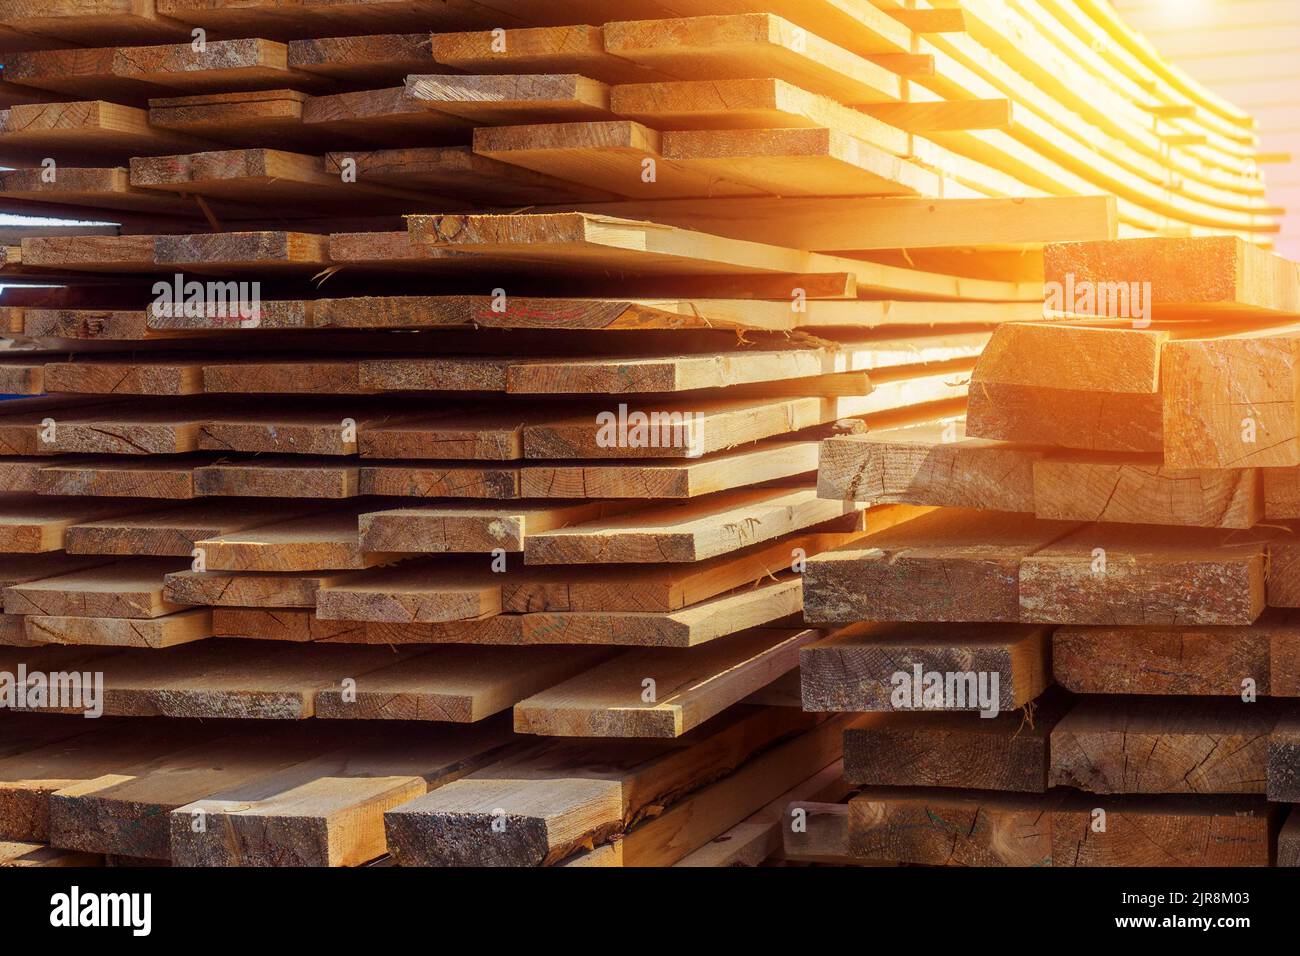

1049,697,1280,795
800,620,1050,712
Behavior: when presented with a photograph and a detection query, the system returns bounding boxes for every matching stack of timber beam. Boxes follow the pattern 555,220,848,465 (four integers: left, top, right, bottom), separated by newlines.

0,0,1284,868
796,234,1300,868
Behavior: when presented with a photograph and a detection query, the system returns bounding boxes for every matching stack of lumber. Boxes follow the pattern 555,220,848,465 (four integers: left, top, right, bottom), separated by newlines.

0,0,1284,868
795,233,1300,868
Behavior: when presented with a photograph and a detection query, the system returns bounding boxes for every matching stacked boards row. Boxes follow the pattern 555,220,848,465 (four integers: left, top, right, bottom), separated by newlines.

0,0,1286,868
794,235,1300,868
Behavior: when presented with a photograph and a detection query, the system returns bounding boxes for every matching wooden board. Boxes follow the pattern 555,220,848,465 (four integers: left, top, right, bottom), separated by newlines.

1052,616,1294,697
1018,524,1269,626
800,620,1050,714
25,608,212,649
360,501,618,555
847,787,1062,867
803,508,1078,624
1033,453,1262,529
524,488,860,564
513,627,817,737
314,646,610,723
1049,697,1279,794
1043,236,1300,320
382,705,819,866
0,719,222,843
45,642,423,719
817,421,1040,512
168,722,514,867
843,694,1069,792
1049,796,1278,867
4,558,186,619
66,501,312,557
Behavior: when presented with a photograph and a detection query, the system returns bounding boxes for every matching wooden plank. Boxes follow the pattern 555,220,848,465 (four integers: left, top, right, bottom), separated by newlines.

558,194,1118,253
473,120,767,200
148,89,335,152
0,497,145,553
608,78,908,157
517,577,804,648
164,569,360,609
0,719,222,842
66,500,309,557
1050,697,1278,795
359,409,535,461
1043,236,1300,320
20,235,156,273
406,212,1039,302
1052,617,1291,697
800,620,1050,713
1162,329,1300,470
193,456,358,499
4,38,330,99
613,714,853,866
0,842,100,867
848,788,1061,867
306,293,956,335
0,554,112,589
195,511,388,572
326,145,607,205
381,706,823,866
0,2,194,46
25,608,212,649
0,167,219,219
39,403,214,456
199,406,370,456
213,607,364,643
4,558,186,618
502,526,866,614
817,421,1040,512
495,338,935,396
802,508,1078,624
155,231,330,273
780,800,858,865
49,727,338,859
966,378,1164,454
42,357,205,396
0,101,213,160
430,25,667,84
315,562,503,624
302,86,473,145
0,455,49,493
1264,467,1300,520
676,760,848,867
524,487,859,564
1049,796,1278,867
512,627,817,737
406,72,614,125
1018,525,1269,626
358,462,517,499
1282,808,1300,868
1032,453,1262,529
155,0,512,40
974,322,1168,394
314,646,610,722
843,696,1069,793
38,456,199,499
288,33,431,85
130,147,425,211
520,440,817,499
360,501,618,555
602,14,901,105
169,722,514,867
55,642,420,719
